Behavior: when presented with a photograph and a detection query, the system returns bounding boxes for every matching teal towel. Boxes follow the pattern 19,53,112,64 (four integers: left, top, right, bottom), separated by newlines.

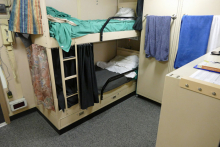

47,7,135,52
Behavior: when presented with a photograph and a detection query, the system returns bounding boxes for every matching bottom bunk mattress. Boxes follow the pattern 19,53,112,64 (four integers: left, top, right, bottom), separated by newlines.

95,66,132,94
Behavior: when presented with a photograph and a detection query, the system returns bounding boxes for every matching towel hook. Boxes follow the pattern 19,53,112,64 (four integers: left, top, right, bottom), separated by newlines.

171,14,177,20
143,14,177,21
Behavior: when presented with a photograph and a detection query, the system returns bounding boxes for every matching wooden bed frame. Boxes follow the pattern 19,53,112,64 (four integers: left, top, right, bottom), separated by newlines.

31,0,139,130
37,47,139,130
31,0,139,49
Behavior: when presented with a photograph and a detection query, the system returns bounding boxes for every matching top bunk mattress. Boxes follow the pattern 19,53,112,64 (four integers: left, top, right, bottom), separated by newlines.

47,7,135,52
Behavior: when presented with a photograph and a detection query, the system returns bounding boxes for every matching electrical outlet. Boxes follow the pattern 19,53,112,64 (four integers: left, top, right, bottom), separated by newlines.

0,4,6,13
1,25,13,45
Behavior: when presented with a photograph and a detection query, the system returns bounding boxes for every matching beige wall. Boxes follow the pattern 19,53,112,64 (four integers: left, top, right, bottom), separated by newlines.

0,0,36,116
94,41,117,64
45,0,118,20
118,39,140,51
45,0,78,18
0,21,36,116
80,0,118,20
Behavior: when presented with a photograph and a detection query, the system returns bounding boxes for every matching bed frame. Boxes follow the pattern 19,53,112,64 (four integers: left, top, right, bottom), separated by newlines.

37,47,139,130
31,0,139,49
31,0,140,130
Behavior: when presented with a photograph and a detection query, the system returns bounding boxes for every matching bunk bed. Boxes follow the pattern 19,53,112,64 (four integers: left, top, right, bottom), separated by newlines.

31,0,140,131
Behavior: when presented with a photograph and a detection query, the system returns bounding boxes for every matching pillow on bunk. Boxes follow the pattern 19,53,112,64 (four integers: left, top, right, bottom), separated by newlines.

114,8,135,20
97,55,139,78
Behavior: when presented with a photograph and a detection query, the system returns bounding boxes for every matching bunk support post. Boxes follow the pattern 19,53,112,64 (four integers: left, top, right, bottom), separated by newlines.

74,42,80,109
46,48,59,114
59,48,68,113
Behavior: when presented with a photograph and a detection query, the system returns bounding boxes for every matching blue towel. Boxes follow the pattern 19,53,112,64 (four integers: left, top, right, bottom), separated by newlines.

144,16,171,61
174,15,213,69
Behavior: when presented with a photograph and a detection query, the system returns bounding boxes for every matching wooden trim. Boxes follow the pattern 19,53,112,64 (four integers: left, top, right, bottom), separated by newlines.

63,57,76,61
65,75,77,81
46,48,59,113
117,47,140,57
59,48,68,112
33,30,139,48
67,93,78,98
74,44,80,107
0,78,10,124
180,77,220,100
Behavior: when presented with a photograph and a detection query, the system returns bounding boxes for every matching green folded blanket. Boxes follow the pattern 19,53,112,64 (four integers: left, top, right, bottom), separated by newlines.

47,7,135,52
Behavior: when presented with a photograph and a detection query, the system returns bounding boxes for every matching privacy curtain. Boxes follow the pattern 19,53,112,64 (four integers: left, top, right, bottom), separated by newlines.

26,44,55,110
77,44,99,110
133,0,144,31
9,0,43,34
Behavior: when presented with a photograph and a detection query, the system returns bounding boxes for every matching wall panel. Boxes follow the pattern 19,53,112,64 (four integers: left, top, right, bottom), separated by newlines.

137,0,181,103
45,0,78,18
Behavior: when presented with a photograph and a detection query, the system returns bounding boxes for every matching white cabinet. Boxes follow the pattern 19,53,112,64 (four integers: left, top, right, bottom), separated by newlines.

137,0,220,103
137,0,181,103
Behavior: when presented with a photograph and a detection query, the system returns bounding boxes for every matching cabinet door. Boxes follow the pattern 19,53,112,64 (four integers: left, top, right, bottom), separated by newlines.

181,0,220,15
137,0,181,103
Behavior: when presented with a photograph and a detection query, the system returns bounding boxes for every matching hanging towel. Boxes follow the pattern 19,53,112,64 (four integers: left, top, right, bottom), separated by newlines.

144,16,171,61
133,0,144,31
174,15,213,69
207,16,220,53
9,0,43,34
26,45,55,111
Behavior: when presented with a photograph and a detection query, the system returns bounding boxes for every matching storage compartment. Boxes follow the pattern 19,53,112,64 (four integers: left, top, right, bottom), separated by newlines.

63,46,75,59
60,110,87,129
117,39,140,51
65,78,78,97
64,60,76,77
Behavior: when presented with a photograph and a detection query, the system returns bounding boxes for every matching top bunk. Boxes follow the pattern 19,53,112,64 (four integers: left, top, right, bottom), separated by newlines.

31,0,140,49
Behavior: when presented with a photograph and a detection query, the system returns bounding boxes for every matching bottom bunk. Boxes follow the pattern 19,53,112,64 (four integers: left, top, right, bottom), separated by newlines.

34,46,139,130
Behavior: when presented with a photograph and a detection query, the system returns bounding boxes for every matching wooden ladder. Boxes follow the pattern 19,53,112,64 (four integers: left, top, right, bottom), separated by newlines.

59,46,79,112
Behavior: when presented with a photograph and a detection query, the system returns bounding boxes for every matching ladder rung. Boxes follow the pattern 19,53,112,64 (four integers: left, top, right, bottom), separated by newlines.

67,93,78,98
65,75,77,80
63,56,76,61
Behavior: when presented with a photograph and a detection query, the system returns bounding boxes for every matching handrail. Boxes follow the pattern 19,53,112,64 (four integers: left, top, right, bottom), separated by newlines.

100,17,136,41
100,68,138,100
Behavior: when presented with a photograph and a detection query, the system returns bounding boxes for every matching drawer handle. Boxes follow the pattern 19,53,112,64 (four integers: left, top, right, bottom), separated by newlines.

112,96,116,99
79,111,84,116
185,84,189,88
212,92,216,96
198,88,202,91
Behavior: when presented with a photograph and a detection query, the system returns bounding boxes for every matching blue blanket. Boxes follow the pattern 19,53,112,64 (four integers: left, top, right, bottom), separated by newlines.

144,16,171,61
174,15,213,69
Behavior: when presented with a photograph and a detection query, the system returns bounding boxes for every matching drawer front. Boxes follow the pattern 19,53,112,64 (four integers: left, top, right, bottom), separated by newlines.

58,103,81,119
60,109,87,129
86,103,100,115
101,92,121,107
101,82,136,107
60,103,100,129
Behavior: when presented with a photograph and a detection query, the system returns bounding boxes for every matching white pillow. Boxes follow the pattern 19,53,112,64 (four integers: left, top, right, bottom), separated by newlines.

114,8,135,20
